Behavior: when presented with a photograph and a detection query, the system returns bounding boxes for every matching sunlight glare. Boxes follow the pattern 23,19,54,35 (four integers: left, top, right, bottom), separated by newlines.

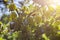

52,0,60,5
50,4,56,9
48,0,60,9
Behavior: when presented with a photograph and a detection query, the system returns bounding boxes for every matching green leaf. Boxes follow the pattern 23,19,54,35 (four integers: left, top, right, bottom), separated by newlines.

0,37,5,40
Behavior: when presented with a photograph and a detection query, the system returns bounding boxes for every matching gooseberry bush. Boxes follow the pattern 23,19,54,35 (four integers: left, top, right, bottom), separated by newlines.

0,0,60,40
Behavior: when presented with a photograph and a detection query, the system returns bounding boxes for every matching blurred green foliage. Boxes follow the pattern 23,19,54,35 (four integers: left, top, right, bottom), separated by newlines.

0,0,60,40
